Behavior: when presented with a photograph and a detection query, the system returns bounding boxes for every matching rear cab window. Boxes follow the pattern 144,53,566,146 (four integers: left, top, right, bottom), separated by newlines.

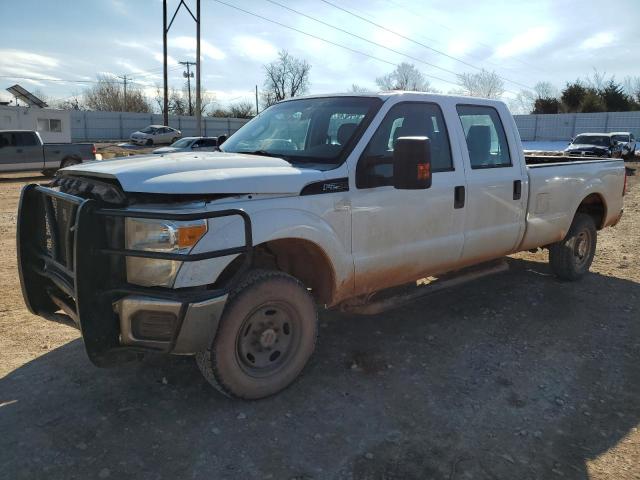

356,102,453,188
456,105,511,169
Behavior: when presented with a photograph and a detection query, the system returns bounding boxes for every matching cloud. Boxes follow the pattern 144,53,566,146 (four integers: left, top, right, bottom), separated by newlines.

580,32,615,50
170,36,225,61
0,49,59,70
232,36,278,61
493,27,553,59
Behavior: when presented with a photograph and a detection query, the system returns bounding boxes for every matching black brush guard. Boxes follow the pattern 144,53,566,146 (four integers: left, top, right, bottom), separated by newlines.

17,184,253,366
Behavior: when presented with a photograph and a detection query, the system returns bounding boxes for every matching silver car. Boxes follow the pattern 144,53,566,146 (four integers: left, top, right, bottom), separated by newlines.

153,136,218,154
130,125,182,146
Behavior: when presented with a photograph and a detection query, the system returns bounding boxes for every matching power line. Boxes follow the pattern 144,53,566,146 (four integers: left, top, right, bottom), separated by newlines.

383,0,549,75
210,0,461,88
318,0,534,91
264,0,483,90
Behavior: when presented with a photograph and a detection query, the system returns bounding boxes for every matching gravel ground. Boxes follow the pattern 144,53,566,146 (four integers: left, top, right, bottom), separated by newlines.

0,167,639,480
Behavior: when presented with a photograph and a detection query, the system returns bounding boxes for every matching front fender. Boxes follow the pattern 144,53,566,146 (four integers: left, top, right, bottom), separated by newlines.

173,205,351,294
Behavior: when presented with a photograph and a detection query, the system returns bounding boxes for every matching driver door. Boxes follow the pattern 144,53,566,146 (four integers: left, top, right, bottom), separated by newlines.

350,101,467,295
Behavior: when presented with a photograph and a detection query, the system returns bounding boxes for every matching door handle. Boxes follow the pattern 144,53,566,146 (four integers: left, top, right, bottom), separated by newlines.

513,180,522,200
454,185,465,209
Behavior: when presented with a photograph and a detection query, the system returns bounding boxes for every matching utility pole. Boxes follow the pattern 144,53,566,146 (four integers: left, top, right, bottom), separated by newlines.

118,74,129,112
180,61,196,115
195,0,201,135
255,85,259,115
162,0,169,125
162,0,201,129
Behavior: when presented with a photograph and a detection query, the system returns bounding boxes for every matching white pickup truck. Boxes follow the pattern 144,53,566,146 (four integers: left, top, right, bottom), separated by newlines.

18,93,625,399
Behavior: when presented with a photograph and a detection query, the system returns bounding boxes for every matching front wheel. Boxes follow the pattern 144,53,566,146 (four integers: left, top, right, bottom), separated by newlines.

196,270,318,399
146,139,153,146
548,213,597,281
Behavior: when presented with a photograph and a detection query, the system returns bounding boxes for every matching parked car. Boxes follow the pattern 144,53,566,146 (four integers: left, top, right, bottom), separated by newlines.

610,132,636,160
130,125,181,146
0,130,95,176
564,133,624,158
19,93,625,399
153,136,218,154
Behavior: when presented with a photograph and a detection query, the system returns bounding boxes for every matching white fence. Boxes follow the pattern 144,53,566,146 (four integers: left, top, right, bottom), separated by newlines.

70,110,250,142
514,111,640,141
69,109,640,143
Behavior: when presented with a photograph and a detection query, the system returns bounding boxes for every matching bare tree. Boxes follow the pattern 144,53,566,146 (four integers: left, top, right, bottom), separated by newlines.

510,81,559,114
262,50,311,107
228,101,255,118
376,63,432,91
84,75,152,112
623,76,640,102
457,70,505,99
349,84,372,93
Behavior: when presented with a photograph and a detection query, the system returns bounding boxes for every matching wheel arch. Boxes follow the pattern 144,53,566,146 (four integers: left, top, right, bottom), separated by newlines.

574,192,607,230
218,237,339,306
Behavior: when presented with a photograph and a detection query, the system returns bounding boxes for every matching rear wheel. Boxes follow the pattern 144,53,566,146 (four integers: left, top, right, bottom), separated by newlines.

549,213,597,281
196,270,318,399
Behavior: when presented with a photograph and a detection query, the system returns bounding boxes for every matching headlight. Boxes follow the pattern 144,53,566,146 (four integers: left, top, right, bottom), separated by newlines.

125,218,207,287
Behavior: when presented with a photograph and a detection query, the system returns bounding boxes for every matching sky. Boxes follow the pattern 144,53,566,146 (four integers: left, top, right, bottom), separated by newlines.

0,0,639,111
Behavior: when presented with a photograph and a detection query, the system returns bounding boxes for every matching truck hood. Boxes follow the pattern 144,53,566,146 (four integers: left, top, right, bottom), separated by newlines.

60,151,324,195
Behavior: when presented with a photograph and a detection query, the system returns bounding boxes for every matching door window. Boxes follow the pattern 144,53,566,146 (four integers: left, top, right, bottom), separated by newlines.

357,102,453,189
15,132,38,146
0,132,16,147
456,105,511,169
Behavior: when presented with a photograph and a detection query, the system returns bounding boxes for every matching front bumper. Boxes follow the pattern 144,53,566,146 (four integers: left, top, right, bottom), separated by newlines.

17,184,252,366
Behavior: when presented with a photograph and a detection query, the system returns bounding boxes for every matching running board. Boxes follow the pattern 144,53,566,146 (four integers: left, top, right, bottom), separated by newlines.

342,259,509,315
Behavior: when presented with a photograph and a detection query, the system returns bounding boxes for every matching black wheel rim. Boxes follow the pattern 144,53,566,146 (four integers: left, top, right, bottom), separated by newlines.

573,229,592,270
236,302,299,377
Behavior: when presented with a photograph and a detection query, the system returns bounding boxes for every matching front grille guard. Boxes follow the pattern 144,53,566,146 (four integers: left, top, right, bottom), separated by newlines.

17,184,253,366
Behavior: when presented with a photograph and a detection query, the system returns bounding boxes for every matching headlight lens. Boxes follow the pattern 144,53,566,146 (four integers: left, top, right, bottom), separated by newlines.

125,218,207,287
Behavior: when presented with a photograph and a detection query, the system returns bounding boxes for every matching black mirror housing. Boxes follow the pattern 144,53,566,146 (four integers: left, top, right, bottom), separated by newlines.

392,136,432,190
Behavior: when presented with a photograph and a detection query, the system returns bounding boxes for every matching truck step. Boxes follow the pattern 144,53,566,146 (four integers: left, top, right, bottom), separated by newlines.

342,259,509,315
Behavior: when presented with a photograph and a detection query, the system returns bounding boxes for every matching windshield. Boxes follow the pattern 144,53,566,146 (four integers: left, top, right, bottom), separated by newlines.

573,135,610,147
171,138,193,148
221,97,382,164
141,126,157,134
611,134,629,143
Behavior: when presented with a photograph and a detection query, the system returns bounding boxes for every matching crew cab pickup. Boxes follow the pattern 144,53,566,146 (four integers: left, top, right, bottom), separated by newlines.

0,130,95,175
17,93,625,399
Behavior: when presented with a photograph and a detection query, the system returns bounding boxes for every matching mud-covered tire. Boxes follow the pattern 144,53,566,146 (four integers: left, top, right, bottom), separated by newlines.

196,270,318,399
549,213,597,281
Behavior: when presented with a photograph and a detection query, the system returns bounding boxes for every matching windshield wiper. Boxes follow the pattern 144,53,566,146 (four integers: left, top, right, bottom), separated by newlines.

237,150,276,157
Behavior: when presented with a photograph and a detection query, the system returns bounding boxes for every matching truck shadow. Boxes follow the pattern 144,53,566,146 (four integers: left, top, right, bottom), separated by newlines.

1,257,638,479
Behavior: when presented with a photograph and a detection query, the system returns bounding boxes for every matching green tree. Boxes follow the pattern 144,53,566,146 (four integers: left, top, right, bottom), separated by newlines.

561,82,587,113
532,97,560,114
599,79,632,111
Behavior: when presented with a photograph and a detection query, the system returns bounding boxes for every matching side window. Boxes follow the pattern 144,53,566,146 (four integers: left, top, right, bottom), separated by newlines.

203,139,218,147
50,119,62,132
456,105,511,169
356,102,453,189
0,132,16,147
16,132,38,146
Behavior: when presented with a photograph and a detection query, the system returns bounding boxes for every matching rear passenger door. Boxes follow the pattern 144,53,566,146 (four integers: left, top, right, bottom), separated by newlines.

456,105,526,262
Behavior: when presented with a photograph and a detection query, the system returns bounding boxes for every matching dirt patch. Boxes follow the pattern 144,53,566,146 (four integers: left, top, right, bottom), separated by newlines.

0,166,639,479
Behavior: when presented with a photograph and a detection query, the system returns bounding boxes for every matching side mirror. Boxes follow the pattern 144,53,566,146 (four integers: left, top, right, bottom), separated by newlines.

392,136,432,190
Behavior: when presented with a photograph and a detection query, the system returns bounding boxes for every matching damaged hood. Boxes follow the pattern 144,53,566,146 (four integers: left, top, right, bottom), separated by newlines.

60,151,324,195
